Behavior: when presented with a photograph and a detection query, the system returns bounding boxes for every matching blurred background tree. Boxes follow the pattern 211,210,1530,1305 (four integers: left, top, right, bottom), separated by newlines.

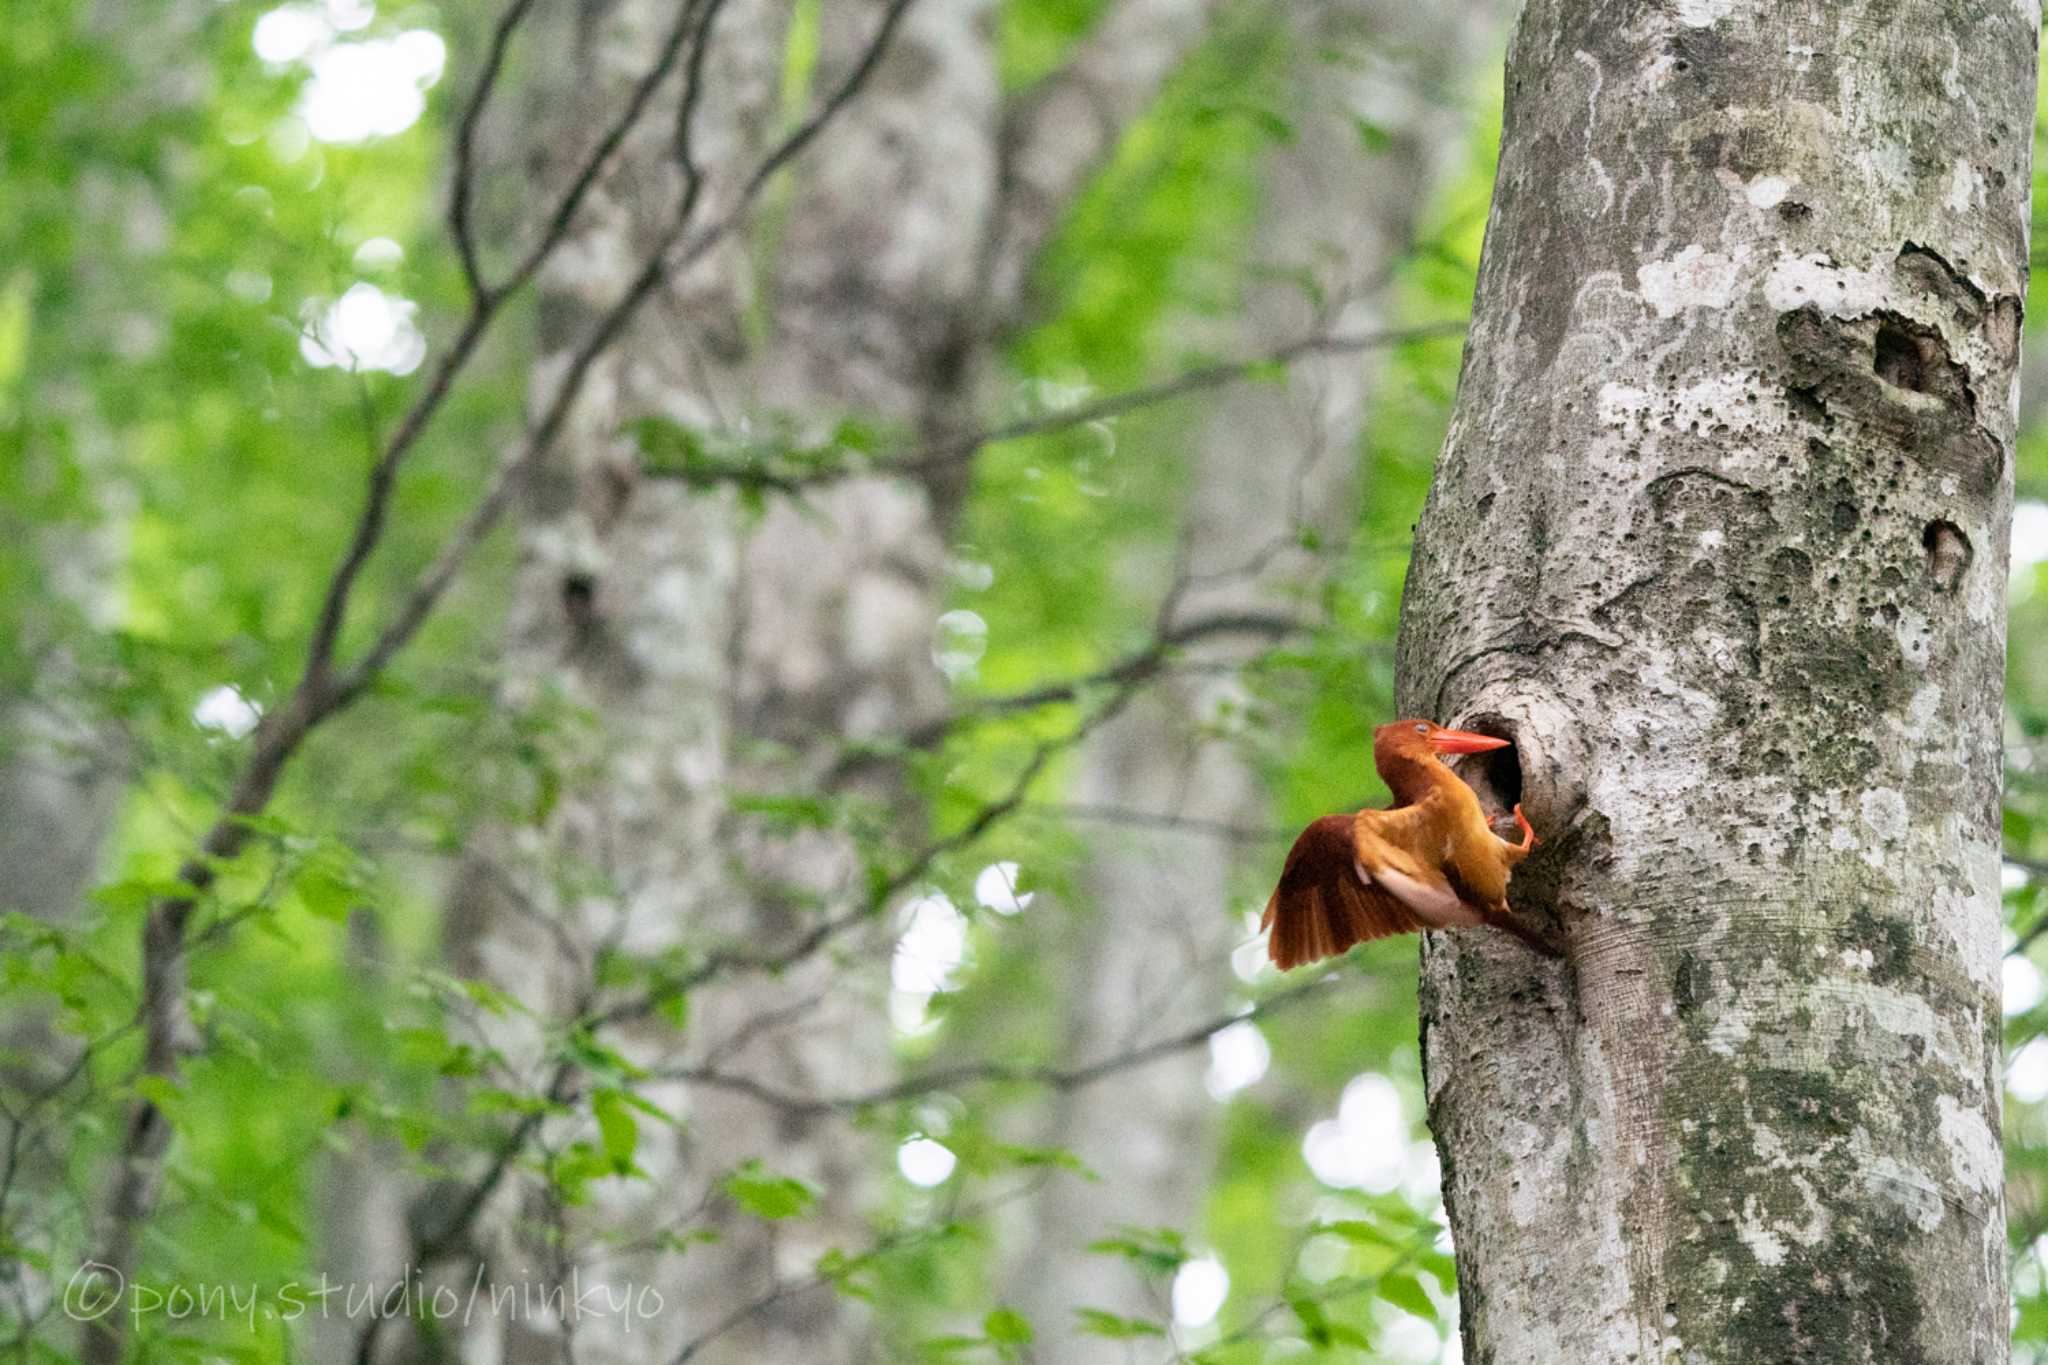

3,0,2048,1362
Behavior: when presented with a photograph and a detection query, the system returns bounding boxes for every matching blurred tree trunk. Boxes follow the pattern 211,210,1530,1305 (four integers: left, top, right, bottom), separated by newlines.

0,683,118,929
1398,2,2034,1360
3,4,175,1344
419,3,1224,1363
1005,0,1506,1350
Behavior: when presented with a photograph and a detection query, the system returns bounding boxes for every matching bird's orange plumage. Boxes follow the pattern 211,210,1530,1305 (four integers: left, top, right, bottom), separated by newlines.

1260,719,1552,968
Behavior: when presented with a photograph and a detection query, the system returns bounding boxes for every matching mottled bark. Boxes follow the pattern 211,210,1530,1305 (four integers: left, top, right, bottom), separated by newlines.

1006,0,1507,1352
677,4,999,1359
437,3,791,1363
0,703,118,929
439,2,1232,1362
1399,3,2035,1361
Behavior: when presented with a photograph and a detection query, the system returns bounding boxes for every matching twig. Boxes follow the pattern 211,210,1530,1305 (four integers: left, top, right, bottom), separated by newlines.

1026,802,1293,843
644,322,1465,493
828,608,1306,784
600,659,1141,1032
654,972,1341,1114
446,0,542,298
667,1177,1055,1364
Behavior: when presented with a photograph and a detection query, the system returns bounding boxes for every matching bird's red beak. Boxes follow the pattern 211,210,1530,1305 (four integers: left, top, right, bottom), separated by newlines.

1427,727,1511,755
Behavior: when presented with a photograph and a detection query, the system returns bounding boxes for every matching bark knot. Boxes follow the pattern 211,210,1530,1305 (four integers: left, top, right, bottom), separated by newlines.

1776,307,1999,497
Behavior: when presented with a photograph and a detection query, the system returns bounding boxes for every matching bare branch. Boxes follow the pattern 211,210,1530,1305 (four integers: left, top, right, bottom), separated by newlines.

644,321,1465,494
2006,854,2048,957
826,607,1307,786
598,663,1143,1032
498,0,720,302
447,0,542,299
302,0,714,695
332,0,918,707
654,972,1343,1115
1027,801,1294,843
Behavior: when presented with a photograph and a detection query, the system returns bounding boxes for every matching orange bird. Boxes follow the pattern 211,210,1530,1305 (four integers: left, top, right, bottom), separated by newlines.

1261,719,1553,968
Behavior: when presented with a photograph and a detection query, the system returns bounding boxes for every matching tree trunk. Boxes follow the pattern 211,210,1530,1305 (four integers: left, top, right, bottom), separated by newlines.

421,4,1226,1363
1006,0,1507,1350
1399,3,2035,1361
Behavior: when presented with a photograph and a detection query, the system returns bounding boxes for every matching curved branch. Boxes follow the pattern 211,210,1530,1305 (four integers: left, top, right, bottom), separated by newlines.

446,0,542,298
655,972,1341,1115
643,322,1465,494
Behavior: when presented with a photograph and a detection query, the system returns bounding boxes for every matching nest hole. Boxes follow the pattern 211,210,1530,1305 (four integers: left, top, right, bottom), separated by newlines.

1452,717,1524,820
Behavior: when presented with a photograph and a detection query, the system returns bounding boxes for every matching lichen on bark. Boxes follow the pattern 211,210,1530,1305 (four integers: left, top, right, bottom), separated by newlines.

1396,2,2037,1360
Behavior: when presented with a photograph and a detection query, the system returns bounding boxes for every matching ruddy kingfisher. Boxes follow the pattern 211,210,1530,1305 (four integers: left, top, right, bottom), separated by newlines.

1261,718,1554,968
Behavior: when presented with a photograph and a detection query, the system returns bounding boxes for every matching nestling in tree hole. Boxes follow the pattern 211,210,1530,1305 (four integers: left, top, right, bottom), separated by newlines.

1260,718,1555,967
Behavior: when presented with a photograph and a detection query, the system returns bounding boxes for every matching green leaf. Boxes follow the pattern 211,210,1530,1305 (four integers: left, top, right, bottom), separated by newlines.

0,272,32,392
1314,1219,1399,1248
1351,115,1395,153
729,790,839,831
561,1026,650,1080
132,1074,181,1111
983,1307,1033,1344
90,877,200,914
656,989,689,1032
592,1089,640,1174
917,1335,987,1359
1074,1308,1164,1339
469,1087,569,1118
1085,1225,1187,1276
456,977,529,1017
549,1143,609,1205
725,1159,818,1220
986,1141,1095,1179
631,416,707,474
1378,1269,1437,1321
296,865,356,922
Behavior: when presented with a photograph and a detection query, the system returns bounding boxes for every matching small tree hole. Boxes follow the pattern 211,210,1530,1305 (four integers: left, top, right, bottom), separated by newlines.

1923,520,1971,592
1874,319,1929,392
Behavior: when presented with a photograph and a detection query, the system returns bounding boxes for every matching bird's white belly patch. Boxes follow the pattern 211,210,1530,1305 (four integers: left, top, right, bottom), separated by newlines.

1370,864,1484,927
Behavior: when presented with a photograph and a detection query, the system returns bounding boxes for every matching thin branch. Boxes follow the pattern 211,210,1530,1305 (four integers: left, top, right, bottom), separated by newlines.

668,1177,1055,1364
599,662,1141,1031
1028,801,1293,843
344,629,1177,1345
646,322,1465,494
827,608,1306,784
2008,853,2048,957
655,972,1341,1115
497,0,715,302
331,0,915,707
447,0,542,299
301,0,713,694
924,610,1302,735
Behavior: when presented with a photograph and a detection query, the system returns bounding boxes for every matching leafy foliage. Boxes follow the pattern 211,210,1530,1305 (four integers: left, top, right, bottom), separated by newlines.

5,2,2048,1364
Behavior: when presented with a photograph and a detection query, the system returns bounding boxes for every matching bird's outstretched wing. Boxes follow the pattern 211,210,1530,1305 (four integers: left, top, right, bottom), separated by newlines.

1261,812,1427,969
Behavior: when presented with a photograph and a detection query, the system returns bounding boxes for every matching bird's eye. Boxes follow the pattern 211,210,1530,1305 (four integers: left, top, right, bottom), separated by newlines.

1414,723,1429,734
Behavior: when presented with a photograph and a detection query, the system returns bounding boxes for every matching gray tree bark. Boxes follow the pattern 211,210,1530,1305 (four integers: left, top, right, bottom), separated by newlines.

1005,0,1508,1353
424,3,1226,1363
1398,3,2035,1361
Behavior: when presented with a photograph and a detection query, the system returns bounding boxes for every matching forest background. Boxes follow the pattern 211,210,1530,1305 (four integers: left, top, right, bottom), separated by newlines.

6,0,2048,1361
